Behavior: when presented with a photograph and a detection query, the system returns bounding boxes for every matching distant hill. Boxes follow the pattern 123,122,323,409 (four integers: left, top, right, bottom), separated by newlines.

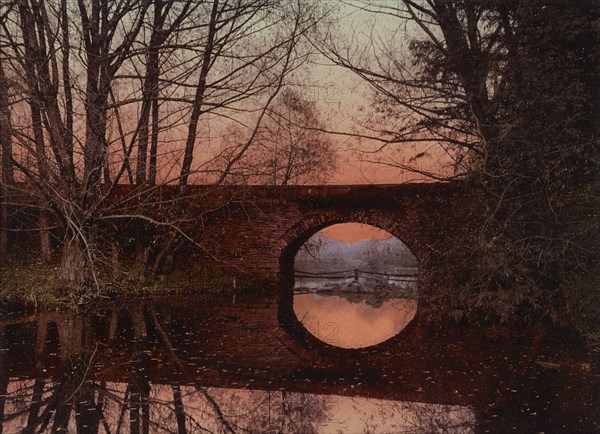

295,232,418,275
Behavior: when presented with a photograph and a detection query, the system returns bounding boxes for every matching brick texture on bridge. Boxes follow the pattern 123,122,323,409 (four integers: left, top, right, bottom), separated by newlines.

169,182,475,285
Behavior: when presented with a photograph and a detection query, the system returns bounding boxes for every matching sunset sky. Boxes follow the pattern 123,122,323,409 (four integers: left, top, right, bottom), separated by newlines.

186,2,452,186
320,223,392,243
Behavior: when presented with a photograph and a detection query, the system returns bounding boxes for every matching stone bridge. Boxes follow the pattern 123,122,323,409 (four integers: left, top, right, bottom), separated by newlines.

147,182,473,285
4,182,473,286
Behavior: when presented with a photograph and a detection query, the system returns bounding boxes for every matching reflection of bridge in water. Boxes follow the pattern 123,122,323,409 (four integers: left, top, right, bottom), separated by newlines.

1,292,592,433
2,294,505,407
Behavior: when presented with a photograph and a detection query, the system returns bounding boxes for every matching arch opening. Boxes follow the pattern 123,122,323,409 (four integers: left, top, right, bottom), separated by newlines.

288,222,419,349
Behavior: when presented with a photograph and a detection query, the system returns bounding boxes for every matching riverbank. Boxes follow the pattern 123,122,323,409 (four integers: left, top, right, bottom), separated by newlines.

0,254,249,315
3,252,598,375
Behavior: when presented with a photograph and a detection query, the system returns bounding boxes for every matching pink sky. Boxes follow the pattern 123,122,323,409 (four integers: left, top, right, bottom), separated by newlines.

321,223,392,243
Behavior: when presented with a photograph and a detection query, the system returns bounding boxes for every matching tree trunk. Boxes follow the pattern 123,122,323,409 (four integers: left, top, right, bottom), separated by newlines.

83,88,108,203
59,236,87,291
150,233,178,275
0,181,9,260
134,240,150,283
180,0,220,185
39,214,52,263
0,56,14,258
148,92,160,185
60,0,74,162
111,241,121,278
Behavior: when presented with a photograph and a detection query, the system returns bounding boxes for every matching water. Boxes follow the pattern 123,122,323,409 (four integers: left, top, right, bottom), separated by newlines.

293,293,417,348
0,295,471,433
2,227,596,431
1,381,475,433
0,293,597,433
292,224,419,349
293,266,418,349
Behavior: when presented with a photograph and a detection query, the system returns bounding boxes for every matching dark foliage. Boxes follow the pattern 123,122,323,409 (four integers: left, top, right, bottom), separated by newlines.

420,1,599,331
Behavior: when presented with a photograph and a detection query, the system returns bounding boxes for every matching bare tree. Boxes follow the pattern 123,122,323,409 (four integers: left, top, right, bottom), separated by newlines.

135,0,196,186
0,0,328,295
0,27,14,257
179,0,316,186
217,88,337,185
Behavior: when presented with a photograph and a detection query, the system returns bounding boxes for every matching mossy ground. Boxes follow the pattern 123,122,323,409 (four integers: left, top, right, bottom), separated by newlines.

1,256,65,313
1,253,254,315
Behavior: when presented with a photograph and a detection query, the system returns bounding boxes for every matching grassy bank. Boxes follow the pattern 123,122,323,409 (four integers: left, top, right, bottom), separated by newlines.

1,254,254,314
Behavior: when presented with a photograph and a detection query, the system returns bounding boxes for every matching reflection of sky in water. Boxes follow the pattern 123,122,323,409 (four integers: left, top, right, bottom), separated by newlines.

294,293,417,348
3,381,475,433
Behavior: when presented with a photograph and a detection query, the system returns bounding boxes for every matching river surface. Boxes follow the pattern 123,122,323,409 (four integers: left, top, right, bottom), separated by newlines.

0,290,597,433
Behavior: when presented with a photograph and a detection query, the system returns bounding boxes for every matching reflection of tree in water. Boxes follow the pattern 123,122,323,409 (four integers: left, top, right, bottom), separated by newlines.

348,398,475,434
1,306,598,433
0,306,332,434
0,325,6,432
334,286,417,309
206,389,331,434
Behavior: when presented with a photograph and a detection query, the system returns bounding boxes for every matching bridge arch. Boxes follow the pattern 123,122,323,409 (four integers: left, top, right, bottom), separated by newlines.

278,210,424,285
277,211,423,353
